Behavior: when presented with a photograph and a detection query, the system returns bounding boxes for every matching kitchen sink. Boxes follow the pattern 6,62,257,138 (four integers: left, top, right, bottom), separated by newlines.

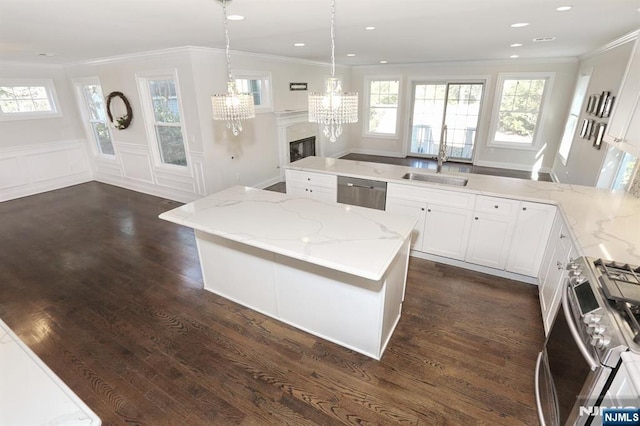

401,172,468,187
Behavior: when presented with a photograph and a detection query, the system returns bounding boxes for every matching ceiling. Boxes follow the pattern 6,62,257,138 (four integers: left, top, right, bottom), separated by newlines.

1,0,639,66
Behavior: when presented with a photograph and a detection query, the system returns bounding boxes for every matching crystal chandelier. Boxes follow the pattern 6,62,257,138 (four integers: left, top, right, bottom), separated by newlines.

211,0,255,136
308,0,358,142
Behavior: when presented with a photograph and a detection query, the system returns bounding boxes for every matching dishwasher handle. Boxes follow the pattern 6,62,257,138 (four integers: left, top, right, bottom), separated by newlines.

347,182,376,190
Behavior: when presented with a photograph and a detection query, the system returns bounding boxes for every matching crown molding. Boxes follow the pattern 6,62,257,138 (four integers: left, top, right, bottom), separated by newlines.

579,29,639,61
352,56,578,70
67,45,346,69
0,59,65,70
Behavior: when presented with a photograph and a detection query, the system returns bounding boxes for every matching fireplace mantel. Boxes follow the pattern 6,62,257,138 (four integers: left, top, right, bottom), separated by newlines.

275,110,320,178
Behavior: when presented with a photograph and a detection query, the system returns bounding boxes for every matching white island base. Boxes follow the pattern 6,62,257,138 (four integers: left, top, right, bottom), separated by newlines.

196,231,410,360
159,186,416,360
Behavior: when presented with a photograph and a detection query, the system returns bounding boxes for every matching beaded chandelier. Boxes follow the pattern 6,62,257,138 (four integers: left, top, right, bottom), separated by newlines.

308,0,358,142
211,0,255,136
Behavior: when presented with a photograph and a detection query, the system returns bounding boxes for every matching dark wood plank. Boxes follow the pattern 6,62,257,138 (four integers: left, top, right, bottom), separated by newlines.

0,182,545,425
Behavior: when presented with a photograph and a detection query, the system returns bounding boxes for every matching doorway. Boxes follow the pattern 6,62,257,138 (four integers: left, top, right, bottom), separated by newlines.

409,82,484,162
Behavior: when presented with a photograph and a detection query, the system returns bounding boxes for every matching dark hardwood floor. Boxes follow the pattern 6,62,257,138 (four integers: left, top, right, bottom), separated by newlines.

0,182,545,425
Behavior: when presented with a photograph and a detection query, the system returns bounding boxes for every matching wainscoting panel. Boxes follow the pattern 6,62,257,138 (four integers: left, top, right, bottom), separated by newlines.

0,140,92,202
116,143,154,184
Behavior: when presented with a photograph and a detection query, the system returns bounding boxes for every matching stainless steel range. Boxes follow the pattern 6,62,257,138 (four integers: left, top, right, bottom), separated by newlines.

536,256,640,426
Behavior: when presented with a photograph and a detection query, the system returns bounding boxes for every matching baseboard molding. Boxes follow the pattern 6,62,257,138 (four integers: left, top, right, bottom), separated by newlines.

474,159,551,174
256,175,283,189
95,173,201,204
410,250,539,285
0,173,93,202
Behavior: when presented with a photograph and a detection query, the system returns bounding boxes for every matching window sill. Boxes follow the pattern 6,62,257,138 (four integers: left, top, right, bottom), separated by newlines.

487,142,539,152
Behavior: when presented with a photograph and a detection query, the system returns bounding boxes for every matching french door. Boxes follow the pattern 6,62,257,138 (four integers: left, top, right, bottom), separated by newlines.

409,82,484,162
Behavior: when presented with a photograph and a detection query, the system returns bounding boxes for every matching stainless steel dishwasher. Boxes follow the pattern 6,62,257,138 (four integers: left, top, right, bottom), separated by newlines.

337,176,387,210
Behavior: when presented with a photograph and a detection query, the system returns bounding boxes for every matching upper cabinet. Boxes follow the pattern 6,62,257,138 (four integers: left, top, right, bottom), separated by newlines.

603,33,640,156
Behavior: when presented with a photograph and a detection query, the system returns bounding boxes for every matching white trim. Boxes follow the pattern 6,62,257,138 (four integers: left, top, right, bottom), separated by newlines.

353,57,578,70
362,76,402,138
234,70,273,113
579,29,639,61
72,45,334,68
135,69,192,173
486,72,555,150
0,78,63,121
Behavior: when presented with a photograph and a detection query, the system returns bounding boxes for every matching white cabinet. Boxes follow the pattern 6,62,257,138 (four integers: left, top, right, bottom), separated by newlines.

538,214,576,335
386,183,475,261
603,35,640,155
465,196,518,269
285,169,337,204
505,202,557,277
385,197,426,251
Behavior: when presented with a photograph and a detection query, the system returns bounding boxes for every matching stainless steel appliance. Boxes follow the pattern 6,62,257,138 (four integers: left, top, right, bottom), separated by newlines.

535,257,640,425
337,176,387,211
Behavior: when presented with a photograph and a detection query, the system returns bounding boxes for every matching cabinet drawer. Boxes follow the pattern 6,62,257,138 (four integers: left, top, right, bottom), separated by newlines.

387,183,475,208
286,170,336,188
474,196,519,216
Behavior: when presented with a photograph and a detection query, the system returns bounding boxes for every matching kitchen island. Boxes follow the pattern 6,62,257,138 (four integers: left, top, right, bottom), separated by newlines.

159,185,416,360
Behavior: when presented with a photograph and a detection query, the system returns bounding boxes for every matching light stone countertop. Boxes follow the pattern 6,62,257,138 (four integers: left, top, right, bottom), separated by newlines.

0,319,101,425
287,156,640,265
620,352,640,398
159,185,416,281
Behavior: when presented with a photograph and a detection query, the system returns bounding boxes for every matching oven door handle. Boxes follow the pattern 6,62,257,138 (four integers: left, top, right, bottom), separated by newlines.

562,280,600,371
534,351,547,426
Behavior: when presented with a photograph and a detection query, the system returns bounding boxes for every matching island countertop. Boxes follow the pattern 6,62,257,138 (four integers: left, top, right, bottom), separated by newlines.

159,185,416,281
287,156,640,265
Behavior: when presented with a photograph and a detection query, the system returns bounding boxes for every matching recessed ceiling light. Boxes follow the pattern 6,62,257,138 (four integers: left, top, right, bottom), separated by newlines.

556,6,572,12
347,53,356,57
37,52,55,57
510,54,519,58
227,14,245,21
510,43,523,47
510,22,529,28
293,43,305,47
380,60,388,64
365,26,376,31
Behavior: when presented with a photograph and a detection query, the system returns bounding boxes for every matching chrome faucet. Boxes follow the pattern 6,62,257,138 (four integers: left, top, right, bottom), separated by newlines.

436,125,448,173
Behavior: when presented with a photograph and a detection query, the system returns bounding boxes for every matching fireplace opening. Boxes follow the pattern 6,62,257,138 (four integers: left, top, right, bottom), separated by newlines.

290,136,316,163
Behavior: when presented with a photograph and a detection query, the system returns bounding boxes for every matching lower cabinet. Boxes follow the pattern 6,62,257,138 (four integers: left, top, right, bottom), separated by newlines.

506,202,557,276
386,183,475,261
464,196,518,270
538,214,576,335
285,169,337,203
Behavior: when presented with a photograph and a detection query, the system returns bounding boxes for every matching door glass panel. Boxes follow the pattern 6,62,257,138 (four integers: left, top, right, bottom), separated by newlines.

410,82,483,162
410,84,446,156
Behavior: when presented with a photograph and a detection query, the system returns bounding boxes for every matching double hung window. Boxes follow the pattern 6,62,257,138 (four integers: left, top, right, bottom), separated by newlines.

365,78,400,136
76,80,115,156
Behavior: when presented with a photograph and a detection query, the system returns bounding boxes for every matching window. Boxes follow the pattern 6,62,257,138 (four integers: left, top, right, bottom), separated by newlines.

138,73,188,167
76,79,115,156
0,79,61,120
235,72,272,112
365,78,400,136
558,74,591,164
488,73,554,148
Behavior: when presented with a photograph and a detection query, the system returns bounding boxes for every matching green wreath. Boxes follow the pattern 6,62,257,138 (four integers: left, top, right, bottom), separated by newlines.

106,91,133,130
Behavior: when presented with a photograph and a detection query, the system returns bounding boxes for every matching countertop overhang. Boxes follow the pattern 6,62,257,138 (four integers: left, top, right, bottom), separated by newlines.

287,156,640,265
159,185,417,281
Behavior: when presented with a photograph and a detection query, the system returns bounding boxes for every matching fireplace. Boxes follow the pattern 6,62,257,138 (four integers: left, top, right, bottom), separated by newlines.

290,136,316,163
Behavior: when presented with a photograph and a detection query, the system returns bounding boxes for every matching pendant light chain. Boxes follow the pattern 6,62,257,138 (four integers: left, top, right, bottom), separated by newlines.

222,0,233,83
330,0,336,78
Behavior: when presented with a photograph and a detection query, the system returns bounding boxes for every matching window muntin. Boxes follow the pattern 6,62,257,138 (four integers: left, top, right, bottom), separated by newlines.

146,78,187,167
489,74,552,148
234,73,272,111
366,78,400,136
0,79,61,119
79,83,115,156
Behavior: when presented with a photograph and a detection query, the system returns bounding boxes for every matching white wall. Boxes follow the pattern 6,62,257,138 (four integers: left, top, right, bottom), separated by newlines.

551,39,635,186
349,59,579,172
0,62,92,201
